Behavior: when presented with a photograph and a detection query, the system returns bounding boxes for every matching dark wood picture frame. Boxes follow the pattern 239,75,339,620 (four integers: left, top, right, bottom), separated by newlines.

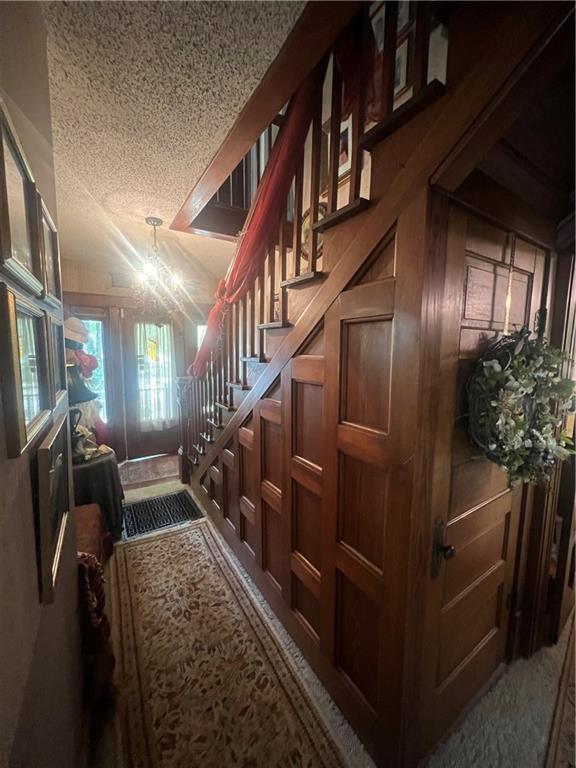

37,412,70,603
0,106,43,297
0,283,51,457
39,196,62,308
48,315,67,407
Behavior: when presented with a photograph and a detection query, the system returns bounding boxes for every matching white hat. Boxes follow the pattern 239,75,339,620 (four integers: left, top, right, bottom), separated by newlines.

64,317,89,344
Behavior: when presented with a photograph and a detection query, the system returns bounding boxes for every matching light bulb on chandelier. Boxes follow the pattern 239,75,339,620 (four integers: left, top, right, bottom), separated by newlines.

134,216,186,316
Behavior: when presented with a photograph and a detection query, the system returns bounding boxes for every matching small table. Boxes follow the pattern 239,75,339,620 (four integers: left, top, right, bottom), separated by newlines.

73,451,124,539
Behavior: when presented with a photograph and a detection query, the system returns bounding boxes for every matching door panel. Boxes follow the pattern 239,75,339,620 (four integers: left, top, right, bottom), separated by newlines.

420,203,549,754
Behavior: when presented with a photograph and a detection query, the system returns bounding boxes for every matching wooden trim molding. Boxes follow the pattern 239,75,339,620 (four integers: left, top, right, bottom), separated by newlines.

170,2,362,233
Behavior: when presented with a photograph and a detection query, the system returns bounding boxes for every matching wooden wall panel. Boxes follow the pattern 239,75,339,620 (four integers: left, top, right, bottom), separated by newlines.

336,572,380,710
262,419,282,488
293,483,321,571
294,382,323,465
338,455,388,571
341,319,392,433
263,501,283,591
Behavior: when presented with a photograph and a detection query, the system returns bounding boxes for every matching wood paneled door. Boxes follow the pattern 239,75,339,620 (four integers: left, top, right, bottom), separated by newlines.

418,202,550,755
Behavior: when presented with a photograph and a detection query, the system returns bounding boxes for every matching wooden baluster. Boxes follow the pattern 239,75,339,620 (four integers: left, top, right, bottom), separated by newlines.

205,356,211,439
226,308,232,389
231,161,244,208
192,378,199,452
229,303,236,384
349,19,368,205
241,293,248,384
243,153,251,210
292,153,304,277
268,244,276,323
308,102,322,273
413,1,431,95
327,58,342,215
381,1,399,117
233,301,240,383
258,262,265,360
248,284,256,358
279,207,287,325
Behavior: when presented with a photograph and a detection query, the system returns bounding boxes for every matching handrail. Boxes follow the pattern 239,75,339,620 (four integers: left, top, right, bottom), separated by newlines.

178,1,451,473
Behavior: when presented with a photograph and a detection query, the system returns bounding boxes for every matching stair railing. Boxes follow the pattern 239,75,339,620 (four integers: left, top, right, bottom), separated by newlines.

178,1,449,474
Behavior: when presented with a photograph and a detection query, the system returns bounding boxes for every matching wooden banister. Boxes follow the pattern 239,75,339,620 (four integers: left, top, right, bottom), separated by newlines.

171,2,362,233
179,0,453,472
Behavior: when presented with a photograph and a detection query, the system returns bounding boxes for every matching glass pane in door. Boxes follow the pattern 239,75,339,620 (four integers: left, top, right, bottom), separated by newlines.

81,319,108,421
135,322,177,430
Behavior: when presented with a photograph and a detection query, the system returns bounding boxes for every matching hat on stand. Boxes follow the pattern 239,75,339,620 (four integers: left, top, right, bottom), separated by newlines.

64,317,89,345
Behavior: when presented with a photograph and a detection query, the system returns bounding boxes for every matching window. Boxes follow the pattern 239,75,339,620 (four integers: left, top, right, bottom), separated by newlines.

197,324,207,348
81,318,108,421
17,311,41,424
135,322,177,429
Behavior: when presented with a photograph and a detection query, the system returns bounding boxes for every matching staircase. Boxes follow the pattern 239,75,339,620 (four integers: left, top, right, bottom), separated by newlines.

178,3,447,480
175,4,449,764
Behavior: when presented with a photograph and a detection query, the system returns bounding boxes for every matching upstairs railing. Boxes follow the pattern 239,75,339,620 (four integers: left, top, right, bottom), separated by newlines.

178,0,450,471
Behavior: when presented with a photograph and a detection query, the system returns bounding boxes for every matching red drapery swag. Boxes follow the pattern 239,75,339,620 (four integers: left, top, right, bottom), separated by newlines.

190,57,328,377
190,14,380,378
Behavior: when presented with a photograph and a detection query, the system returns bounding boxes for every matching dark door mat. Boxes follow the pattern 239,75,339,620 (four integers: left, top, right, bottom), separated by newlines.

122,491,203,539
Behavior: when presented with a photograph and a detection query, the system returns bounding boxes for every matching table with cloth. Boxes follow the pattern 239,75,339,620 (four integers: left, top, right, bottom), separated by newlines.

73,450,124,539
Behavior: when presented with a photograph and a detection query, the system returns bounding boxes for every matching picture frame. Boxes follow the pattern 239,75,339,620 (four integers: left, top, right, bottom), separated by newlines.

36,412,70,603
321,115,352,184
39,196,62,308
395,38,410,96
48,315,67,407
0,282,51,457
0,107,43,297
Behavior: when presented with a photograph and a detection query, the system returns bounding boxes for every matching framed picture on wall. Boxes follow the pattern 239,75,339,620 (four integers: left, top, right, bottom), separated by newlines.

0,283,51,457
0,108,43,297
36,412,70,603
39,197,62,307
48,316,67,406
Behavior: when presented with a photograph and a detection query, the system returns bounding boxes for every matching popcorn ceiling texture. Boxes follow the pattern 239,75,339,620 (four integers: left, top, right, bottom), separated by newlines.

41,1,304,277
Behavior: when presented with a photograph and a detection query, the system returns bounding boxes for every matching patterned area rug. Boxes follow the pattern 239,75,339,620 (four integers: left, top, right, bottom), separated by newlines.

111,520,348,768
122,491,202,539
119,454,180,488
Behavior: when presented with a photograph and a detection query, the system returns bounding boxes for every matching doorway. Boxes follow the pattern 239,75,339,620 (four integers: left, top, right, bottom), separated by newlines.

64,294,200,461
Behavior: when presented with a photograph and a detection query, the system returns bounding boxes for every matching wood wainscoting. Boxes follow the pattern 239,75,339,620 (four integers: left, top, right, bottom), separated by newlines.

194,189,430,765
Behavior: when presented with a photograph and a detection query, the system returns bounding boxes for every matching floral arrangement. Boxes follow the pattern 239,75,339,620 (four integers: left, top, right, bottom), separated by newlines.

467,328,575,483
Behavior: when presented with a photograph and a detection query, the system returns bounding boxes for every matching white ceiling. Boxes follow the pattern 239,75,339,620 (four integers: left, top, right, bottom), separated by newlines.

42,1,304,283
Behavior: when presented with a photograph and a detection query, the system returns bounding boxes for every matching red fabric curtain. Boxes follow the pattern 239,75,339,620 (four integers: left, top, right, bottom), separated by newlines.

190,57,328,377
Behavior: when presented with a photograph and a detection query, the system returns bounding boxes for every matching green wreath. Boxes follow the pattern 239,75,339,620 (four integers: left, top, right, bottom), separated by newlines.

467,328,575,483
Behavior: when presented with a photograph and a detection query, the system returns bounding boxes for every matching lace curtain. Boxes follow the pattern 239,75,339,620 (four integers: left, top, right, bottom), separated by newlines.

135,322,177,432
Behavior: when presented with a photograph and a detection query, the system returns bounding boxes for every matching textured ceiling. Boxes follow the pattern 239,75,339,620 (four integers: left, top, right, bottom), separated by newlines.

41,0,304,282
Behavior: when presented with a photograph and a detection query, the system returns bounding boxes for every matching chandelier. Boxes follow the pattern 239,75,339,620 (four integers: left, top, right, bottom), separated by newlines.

134,216,185,317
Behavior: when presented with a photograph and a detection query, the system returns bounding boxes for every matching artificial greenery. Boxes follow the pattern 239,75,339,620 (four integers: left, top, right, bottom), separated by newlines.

467,328,575,483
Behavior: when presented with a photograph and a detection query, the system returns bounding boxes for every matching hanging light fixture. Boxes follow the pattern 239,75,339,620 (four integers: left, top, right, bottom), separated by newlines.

134,216,185,317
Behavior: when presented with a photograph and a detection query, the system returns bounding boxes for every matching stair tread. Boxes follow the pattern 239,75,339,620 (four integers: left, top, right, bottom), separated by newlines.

215,401,237,412
359,79,445,152
312,198,370,234
257,320,291,330
200,432,214,443
227,381,251,390
207,418,224,430
192,443,206,455
280,271,324,289
240,355,268,364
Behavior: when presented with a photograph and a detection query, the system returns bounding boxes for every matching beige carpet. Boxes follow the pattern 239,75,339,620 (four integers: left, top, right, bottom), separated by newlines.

111,520,353,768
